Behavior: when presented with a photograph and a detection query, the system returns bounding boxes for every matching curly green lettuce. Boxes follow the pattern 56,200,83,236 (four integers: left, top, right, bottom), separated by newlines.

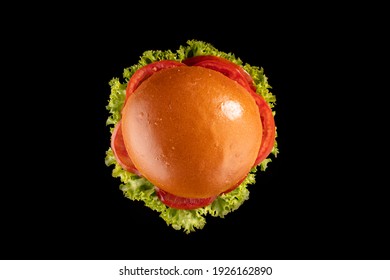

105,39,278,234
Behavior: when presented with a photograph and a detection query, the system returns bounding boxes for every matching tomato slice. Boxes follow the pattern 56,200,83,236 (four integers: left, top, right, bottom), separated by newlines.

248,90,276,166
124,60,185,106
155,187,217,210
111,120,141,176
183,55,257,92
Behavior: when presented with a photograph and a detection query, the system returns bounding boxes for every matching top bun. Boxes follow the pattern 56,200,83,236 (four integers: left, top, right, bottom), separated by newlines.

121,65,262,198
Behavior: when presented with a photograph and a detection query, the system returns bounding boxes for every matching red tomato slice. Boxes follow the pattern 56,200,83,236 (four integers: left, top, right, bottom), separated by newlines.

111,120,141,176
248,90,276,166
124,60,185,106
183,55,257,92
155,187,217,210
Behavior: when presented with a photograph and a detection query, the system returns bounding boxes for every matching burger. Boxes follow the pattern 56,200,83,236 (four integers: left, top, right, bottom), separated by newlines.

105,40,278,233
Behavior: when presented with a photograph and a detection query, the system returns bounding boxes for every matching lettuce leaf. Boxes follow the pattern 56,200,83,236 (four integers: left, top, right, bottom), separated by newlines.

105,40,278,233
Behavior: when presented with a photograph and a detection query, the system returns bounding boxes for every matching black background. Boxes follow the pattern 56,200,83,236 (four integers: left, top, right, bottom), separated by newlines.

2,7,387,261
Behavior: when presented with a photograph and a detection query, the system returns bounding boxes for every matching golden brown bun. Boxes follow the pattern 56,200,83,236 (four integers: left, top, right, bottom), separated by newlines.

121,66,262,198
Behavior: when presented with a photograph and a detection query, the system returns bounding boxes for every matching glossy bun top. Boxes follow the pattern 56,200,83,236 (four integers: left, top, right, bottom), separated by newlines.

121,66,262,198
